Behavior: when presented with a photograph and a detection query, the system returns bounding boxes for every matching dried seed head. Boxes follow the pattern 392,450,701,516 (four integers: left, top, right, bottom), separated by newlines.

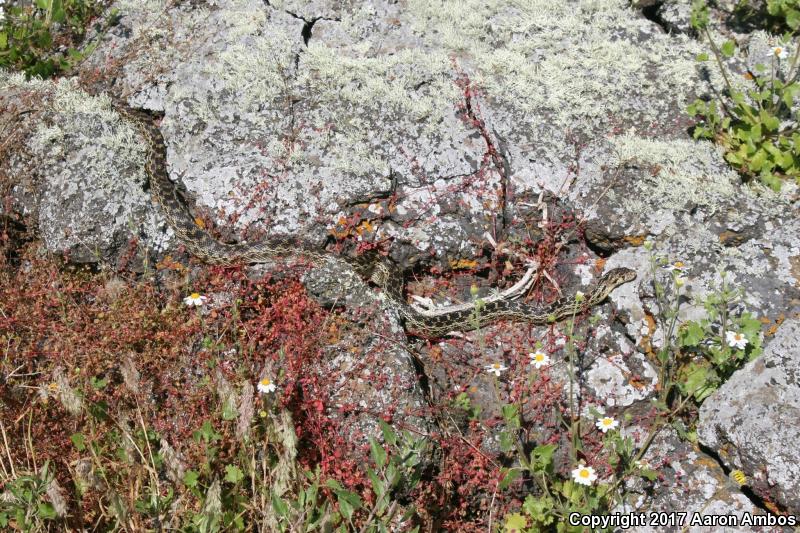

235,381,255,442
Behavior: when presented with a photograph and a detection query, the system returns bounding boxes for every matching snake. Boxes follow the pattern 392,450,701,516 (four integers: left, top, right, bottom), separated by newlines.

114,101,636,337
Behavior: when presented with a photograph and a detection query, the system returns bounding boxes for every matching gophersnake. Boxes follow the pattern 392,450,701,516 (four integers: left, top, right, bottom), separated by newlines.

116,102,636,337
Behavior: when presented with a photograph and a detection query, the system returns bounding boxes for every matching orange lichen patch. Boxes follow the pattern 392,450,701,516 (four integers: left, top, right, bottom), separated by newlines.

624,234,647,246
156,255,186,271
627,375,650,390
449,258,479,270
355,220,374,236
639,312,658,361
330,215,354,239
194,216,206,229
765,314,785,337
594,257,607,272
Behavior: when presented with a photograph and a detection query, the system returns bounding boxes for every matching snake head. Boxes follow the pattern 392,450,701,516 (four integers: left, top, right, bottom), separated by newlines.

594,267,637,302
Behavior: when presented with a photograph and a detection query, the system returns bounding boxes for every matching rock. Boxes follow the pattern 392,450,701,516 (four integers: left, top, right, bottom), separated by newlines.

622,426,775,533
698,318,800,514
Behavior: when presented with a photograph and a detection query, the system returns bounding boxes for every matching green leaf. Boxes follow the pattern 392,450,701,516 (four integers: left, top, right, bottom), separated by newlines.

369,437,387,470
530,443,557,472
749,149,768,172
271,493,290,518
683,362,713,399
762,171,783,190
70,432,86,452
787,9,800,29
378,420,397,447
52,8,67,23
501,404,521,429
499,430,515,454
721,40,736,58
678,321,704,347
183,470,199,488
639,468,659,481
696,52,709,61
499,467,521,490
88,400,109,421
0,33,7,50
522,494,554,524
37,502,57,520
690,0,709,30
368,468,385,499
193,420,221,443
224,464,244,484
504,512,528,531
90,375,108,390
750,122,762,141
761,112,780,132
335,489,362,521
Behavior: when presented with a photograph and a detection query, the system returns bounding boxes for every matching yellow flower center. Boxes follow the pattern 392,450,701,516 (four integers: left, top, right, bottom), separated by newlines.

260,378,271,386
735,334,743,341
775,47,783,55
493,363,501,369
579,469,590,478
602,418,612,426
190,292,200,299
534,354,544,361
674,261,684,268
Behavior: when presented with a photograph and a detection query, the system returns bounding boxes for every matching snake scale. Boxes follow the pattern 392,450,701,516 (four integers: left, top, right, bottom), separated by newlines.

115,102,636,337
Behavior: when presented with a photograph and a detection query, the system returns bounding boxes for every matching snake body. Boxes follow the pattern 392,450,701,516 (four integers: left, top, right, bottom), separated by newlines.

117,103,636,337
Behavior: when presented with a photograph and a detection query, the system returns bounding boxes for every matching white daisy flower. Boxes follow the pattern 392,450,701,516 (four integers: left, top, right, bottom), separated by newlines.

725,331,748,350
571,465,597,486
257,377,276,394
183,292,208,306
596,416,619,433
529,350,551,369
663,260,687,273
772,46,789,60
484,362,508,377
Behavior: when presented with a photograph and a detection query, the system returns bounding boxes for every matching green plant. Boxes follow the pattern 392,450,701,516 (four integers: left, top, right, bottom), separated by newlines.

645,243,763,406
675,274,763,402
271,420,426,532
688,0,800,190
733,0,800,33
489,302,657,532
0,461,60,530
0,0,110,78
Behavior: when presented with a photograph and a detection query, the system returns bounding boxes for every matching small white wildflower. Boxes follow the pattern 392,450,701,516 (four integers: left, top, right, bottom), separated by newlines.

183,292,208,306
772,46,789,60
596,416,619,433
528,351,551,369
663,260,687,273
574,290,585,302
257,377,276,394
725,331,748,350
484,362,508,377
571,465,597,486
